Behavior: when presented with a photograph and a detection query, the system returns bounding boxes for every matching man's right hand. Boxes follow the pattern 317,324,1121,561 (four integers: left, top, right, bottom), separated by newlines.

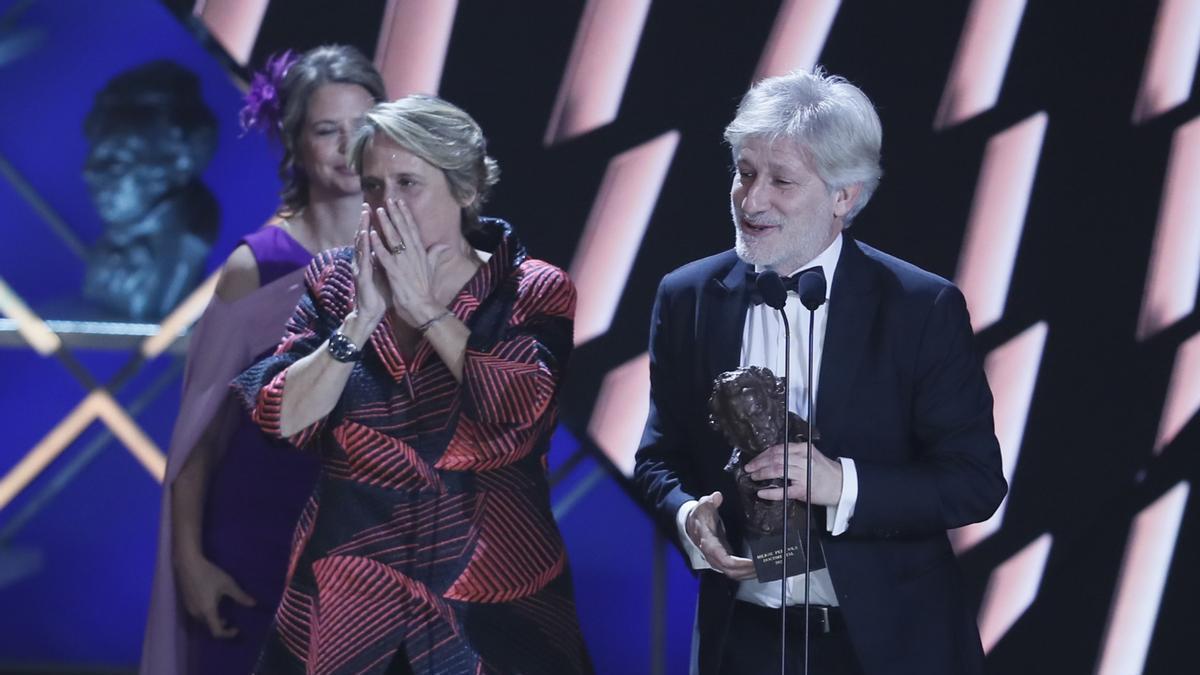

685,491,757,580
175,554,256,639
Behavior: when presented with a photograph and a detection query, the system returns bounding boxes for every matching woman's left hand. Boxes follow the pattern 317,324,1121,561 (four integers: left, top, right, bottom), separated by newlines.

369,197,451,326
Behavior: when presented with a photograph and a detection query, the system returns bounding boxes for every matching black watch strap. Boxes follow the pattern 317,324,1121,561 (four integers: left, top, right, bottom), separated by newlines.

327,331,363,362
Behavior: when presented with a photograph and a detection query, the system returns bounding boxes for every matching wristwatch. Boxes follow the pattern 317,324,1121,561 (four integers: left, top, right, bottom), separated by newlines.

327,331,364,362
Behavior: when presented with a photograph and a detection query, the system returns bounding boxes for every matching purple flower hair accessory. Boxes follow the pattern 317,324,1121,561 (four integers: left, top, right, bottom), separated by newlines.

239,49,301,135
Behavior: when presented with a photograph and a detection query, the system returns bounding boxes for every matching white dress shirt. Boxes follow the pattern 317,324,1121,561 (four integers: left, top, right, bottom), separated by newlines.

675,233,860,607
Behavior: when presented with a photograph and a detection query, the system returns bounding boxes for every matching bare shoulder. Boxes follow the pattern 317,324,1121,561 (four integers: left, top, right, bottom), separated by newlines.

214,244,261,302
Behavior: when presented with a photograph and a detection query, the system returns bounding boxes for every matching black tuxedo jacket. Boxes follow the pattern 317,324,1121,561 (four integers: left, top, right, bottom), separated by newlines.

633,235,1007,675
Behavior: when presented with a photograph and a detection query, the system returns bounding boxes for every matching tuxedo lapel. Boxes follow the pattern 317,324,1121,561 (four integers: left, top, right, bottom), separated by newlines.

816,237,880,449
703,258,754,383
698,256,754,550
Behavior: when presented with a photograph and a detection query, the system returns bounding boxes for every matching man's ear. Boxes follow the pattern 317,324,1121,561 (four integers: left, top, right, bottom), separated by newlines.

833,183,862,218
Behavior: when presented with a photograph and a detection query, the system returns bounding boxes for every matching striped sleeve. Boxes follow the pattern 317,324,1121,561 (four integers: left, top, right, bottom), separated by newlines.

459,261,575,429
232,249,353,449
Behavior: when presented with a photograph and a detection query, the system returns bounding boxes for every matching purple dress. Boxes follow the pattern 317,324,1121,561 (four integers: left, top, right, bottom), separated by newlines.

142,226,325,675
184,227,320,674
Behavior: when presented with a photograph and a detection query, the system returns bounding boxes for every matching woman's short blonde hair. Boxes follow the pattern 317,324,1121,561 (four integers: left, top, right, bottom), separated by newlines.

350,95,500,233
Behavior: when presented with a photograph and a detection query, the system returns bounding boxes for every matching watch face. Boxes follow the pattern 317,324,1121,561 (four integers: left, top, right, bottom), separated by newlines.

329,332,361,362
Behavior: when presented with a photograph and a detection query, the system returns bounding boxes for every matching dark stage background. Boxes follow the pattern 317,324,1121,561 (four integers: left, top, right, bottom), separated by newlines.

1,1,1198,673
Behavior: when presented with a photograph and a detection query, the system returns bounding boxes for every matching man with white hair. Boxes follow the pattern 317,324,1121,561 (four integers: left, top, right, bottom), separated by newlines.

634,68,1007,675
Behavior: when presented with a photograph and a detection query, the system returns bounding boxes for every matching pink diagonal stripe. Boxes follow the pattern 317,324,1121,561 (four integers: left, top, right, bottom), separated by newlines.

955,112,1047,332
1096,482,1191,675
934,0,1027,129
753,0,842,81
194,0,270,66
1137,115,1200,340
951,321,1046,554
977,533,1052,653
589,352,649,476
1154,330,1200,453
570,131,679,344
544,0,652,145
373,0,459,96
1132,0,1200,123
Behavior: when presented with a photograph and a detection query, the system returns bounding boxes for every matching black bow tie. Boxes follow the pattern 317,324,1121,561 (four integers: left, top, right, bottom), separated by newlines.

747,266,824,304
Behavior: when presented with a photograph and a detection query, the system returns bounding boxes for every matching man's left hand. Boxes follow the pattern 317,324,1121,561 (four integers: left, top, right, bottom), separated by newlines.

744,443,843,506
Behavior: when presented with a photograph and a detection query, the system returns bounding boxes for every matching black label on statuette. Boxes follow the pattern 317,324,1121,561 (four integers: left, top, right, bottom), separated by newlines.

747,531,823,583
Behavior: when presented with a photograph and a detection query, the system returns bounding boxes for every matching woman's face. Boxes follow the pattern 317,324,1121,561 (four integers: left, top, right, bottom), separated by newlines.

360,136,468,250
296,82,375,200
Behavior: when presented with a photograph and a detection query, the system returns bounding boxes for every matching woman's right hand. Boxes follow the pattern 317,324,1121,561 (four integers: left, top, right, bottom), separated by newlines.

175,554,256,638
351,205,389,326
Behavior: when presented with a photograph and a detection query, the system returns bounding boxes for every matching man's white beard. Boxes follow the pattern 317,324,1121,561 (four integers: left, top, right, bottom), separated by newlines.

733,218,831,273
733,225,775,266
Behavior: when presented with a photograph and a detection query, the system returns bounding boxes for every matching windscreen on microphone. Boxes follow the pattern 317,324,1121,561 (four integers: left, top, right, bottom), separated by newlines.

797,267,827,311
755,270,788,310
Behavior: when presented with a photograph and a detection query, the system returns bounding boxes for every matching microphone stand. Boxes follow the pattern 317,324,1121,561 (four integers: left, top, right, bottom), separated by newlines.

782,299,820,675
796,267,827,675
803,305,816,675
778,306,791,675
776,299,820,675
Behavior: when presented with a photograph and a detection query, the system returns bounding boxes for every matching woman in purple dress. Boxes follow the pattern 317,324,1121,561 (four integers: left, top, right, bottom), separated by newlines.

140,45,386,674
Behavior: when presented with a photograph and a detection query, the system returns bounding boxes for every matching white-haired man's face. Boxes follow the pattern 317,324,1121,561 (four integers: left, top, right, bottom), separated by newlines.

729,136,857,273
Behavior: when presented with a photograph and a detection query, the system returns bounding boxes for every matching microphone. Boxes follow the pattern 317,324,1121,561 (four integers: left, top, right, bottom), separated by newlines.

796,267,827,311
755,270,788,310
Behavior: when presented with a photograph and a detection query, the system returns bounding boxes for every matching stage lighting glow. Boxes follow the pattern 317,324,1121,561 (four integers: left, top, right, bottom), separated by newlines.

1153,331,1200,454
92,390,166,481
951,321,1047,553
588,352,650,476
1136,116,1200,340
977,533,1052,653
934,0,1027,129
374,0,459,97
753,0,841,81
141,269,220,359
0,389,165,512
955,112,1047,333
544,0,652,145
570,131,679,345
194,0,270,66
0,276,62,356
1132,0,1200,124
1097,482,1191,675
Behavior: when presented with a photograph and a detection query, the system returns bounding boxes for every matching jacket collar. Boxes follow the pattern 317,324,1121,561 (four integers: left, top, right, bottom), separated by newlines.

371,218,523,382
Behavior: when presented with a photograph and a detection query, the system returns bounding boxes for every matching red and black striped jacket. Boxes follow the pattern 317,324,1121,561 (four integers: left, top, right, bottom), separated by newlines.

232,219,591,674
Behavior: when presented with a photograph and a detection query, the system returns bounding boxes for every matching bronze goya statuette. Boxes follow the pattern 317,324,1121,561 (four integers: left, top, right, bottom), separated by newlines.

707,366,817,538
